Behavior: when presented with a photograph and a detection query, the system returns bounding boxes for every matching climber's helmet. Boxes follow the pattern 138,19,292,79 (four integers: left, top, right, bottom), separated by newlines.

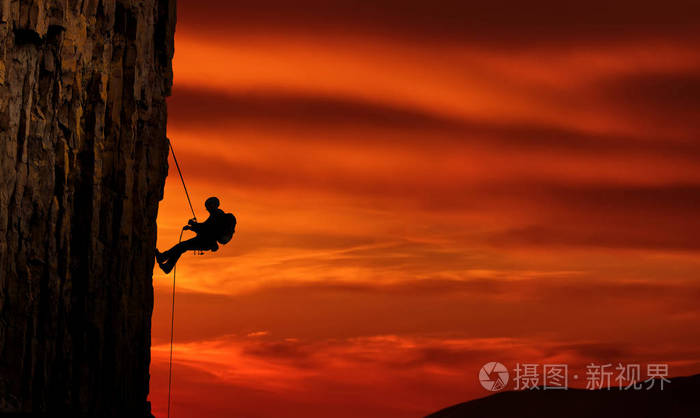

205,196,220,212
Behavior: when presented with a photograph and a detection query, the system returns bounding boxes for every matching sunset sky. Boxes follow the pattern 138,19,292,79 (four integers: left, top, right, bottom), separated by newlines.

149,2,700,417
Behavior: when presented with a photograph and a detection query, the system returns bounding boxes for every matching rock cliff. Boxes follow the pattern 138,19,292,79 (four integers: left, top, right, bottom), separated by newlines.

0,0,175,416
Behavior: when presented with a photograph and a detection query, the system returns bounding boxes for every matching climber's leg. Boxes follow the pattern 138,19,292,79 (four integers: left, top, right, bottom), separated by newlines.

158,237,212,274
155,249,167,264
159,239,194,271
161,240,191,261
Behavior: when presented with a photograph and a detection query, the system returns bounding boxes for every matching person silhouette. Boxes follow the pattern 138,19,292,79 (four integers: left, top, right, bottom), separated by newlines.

155,197,235,274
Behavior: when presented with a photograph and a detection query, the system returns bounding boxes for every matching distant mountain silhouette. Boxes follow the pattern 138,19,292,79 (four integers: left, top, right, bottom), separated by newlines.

427,374,700,418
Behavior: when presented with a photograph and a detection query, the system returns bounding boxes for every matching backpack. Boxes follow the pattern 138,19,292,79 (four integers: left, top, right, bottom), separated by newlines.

217,212,237,244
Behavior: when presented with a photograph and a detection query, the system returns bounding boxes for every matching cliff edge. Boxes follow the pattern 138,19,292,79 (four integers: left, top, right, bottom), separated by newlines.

0,0,175,416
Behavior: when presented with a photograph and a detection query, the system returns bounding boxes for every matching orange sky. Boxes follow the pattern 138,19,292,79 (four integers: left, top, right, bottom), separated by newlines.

150,1,700,417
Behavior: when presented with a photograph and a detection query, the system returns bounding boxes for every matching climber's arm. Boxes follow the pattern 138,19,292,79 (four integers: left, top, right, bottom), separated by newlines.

184,218,203,233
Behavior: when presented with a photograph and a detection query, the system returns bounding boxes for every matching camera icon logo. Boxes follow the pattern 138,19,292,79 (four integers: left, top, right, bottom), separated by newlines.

479,362,509,391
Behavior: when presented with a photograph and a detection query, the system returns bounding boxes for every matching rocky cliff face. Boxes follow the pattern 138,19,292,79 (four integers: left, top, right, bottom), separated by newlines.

0,0,175,416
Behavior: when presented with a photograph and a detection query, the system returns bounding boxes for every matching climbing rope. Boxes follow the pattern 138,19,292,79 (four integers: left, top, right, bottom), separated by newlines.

166,228,183,418
166,228,186,418
166,139,197,418
168,138,197,222
163,138,237,417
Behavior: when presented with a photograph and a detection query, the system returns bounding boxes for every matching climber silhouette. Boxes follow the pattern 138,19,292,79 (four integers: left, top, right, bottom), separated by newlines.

156,197,236,274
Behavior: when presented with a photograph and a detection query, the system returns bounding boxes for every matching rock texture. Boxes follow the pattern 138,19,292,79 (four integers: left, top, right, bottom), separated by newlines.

0,0,175,416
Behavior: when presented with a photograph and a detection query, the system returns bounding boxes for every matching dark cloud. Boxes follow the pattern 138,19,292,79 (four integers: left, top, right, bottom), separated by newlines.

152,278,700,345
168,86,700,160
492,220,699,251
610,72,700,110
597,71,700,128
172,138,700,250
177,0,700,45
555,342,630,360
549,341,700,364
396,345,494,369
177,144,700,232
168,86,458,131
492,184,700,250
241,339,318,366
537,184,700,217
